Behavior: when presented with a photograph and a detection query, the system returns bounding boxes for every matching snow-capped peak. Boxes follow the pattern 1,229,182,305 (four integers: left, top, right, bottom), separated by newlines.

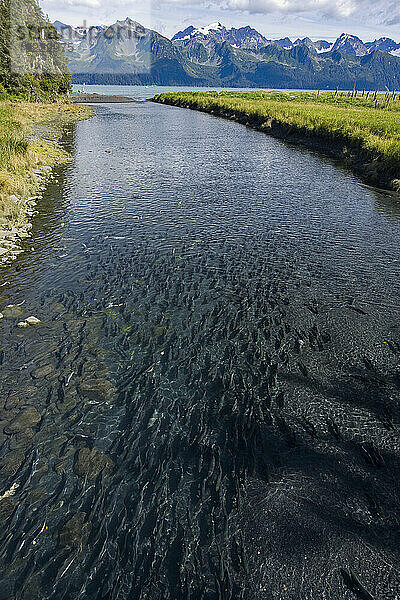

196,22,224,35
175,22,225,41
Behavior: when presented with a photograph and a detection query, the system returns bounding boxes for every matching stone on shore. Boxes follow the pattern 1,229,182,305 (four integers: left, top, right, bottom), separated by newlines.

25,316,41,325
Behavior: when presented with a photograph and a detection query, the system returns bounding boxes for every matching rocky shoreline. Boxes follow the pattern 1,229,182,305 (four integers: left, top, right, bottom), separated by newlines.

71,93,136,103
153,96,400,194
0,167,54,267
0,103,93,268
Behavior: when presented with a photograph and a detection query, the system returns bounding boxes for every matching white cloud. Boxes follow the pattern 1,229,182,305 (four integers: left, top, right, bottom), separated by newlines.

41,0,399,40
161,0,399,26
44,0,102,7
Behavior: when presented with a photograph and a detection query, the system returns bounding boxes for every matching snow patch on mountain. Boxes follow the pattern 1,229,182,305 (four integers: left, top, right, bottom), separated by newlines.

197,22,224,35
177,22,224,40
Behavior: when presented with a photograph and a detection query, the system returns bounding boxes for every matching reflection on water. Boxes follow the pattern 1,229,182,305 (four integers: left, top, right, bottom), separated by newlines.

374,188,400,224
0,101,400,600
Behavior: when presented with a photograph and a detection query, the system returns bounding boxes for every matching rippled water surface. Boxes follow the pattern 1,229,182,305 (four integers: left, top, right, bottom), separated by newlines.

1,100,400,600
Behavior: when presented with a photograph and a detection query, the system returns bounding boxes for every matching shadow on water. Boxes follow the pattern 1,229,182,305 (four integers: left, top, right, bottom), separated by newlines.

0,124,77,301
0,102,399,600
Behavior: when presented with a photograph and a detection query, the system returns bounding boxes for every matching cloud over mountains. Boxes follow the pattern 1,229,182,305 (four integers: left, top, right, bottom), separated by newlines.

164,0,399,25
42,0,400,41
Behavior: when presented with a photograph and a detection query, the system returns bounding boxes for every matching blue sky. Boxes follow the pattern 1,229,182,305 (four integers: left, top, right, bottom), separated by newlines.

40,0,400,42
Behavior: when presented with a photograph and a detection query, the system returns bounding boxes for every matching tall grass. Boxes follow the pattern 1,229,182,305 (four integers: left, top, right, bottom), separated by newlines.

0,101,93,230
0,105,27,170
0,137,28,169
154,91,400,183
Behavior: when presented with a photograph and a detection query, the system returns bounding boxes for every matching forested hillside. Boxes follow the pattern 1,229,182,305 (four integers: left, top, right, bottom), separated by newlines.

0,0,70,98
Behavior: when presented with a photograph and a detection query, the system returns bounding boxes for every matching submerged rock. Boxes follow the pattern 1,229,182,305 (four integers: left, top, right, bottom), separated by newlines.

78,378,117,403
58,390,79,412
2,305,24,318
0,449,25,477
73,447,114,479
17,385,38,404
0,576,15,600
0,497,17,522
9,428,35,450
4,395,20,411
51,302,65,314
4,407,41,434
153,325,167,339
59,512,92,548
31,364,54,379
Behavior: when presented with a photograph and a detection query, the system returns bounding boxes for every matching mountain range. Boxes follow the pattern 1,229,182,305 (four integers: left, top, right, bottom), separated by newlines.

54,19,400,89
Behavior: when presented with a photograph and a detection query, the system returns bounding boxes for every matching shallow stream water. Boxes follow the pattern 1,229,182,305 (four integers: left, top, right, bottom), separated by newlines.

0,100,400,599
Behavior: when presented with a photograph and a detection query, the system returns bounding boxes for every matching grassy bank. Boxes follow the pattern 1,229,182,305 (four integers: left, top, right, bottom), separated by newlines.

154,91,400,192
0,101,93,264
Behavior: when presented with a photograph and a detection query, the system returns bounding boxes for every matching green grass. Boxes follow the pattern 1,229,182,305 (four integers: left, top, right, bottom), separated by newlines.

0,105,28,173
0,101,93,230
154,91,400,188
